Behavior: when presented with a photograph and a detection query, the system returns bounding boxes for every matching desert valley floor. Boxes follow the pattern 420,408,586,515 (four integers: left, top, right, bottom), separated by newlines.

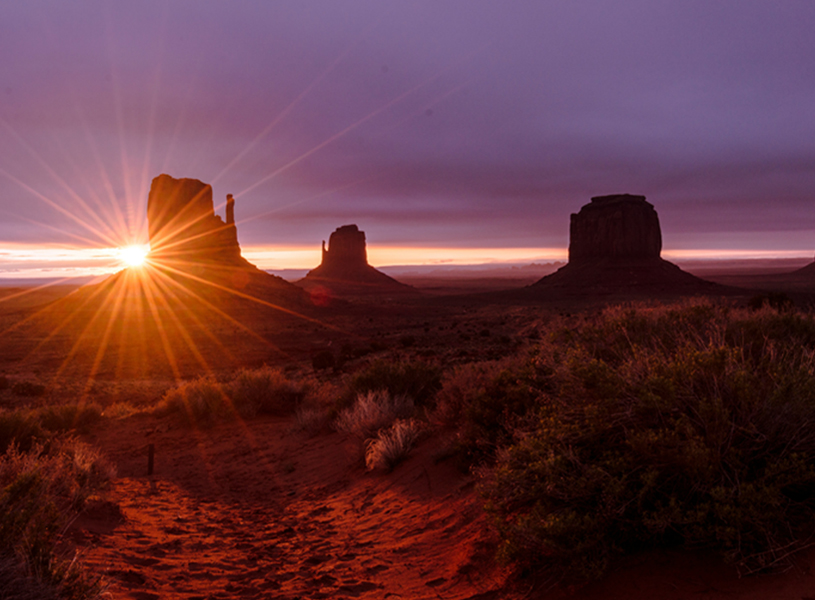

3,259,815,599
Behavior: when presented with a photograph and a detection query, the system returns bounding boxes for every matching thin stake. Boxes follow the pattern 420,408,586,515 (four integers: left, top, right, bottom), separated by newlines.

147,443,154,476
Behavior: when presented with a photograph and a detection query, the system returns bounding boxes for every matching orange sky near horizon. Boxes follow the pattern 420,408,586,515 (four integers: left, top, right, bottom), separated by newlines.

0,242,812,281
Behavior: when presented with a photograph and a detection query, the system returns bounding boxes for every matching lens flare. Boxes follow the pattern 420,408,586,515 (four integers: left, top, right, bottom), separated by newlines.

118,244,149,267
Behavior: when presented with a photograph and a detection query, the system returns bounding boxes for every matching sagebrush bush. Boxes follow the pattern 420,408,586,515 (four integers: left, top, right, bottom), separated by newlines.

337,360,442,413
365,419,422,471
292,406,330,436
0,439,113,599
230,367,306,417
38,404,103,435
102,402,141,419
0,404,104,454
334,390,415,439
0,409,44,453
155,377,227,424
156,367,308,425
473,301,815,581
436,358,542,465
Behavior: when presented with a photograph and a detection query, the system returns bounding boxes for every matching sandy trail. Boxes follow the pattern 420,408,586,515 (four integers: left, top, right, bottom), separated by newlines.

71,413,815,600
73,415,507,600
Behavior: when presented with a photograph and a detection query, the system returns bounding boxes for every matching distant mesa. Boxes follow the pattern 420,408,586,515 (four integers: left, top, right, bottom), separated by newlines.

298,224,415,297
147,174,250,268
533,194,726,294
568,194,661,263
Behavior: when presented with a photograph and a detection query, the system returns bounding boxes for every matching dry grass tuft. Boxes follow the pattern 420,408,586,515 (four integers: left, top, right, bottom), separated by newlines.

365,418,423,471
1,438,113,599
334,390,414,439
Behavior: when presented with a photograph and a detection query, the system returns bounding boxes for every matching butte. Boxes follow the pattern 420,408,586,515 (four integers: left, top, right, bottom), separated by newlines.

531,194,733,297
27,174,315,379
142,174,307,305
297,224,415,299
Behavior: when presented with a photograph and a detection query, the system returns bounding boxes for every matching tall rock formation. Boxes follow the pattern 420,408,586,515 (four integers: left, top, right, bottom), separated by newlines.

143,173,307,303
569,194,661,262
299,225,415,297
533,194,727,296
147,174,245,266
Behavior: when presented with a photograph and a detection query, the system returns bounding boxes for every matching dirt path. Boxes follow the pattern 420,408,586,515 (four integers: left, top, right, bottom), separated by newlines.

72,415,508,599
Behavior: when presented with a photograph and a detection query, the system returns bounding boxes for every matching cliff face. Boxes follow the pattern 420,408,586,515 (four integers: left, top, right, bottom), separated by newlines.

569,194,662,263
147,174,242,265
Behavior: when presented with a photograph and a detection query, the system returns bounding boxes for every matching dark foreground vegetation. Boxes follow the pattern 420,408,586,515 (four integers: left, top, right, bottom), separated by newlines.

0,437,113,600
468,300,815,581
3,298,815,594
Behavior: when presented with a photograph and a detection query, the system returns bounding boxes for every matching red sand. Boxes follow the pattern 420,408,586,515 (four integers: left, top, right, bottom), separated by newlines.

72,414,815,600
73,415,507,599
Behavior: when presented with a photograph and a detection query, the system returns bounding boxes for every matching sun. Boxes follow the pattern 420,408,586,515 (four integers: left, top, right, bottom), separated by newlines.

118,244,150,267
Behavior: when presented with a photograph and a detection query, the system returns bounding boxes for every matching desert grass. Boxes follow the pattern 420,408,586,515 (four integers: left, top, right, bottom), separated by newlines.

292,405,331,436
0,438,114,599
365,418,423,471
155,366,308,425
336,360,442,413
334,389,415,439
0,404,103,453
101,401,142,419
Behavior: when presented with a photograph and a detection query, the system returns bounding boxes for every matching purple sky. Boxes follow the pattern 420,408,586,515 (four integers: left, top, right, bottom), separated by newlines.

1,1,814,268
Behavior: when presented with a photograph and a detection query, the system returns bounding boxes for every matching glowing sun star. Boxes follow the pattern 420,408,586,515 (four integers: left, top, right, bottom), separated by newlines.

118,244,149,267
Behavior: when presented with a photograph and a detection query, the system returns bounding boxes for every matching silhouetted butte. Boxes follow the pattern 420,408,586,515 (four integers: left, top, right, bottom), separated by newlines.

298,225,415,297
533,194,725,295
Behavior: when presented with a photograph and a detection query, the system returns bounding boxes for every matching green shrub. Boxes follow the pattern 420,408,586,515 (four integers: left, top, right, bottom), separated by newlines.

476,301,815,581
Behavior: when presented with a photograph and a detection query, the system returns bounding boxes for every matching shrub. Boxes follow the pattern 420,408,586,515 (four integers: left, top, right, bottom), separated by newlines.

436,358,545,466
0,410,44,453
38,404,103,435
0,439,112,599
365,419,423,471
334,390,414,439
338,360,442,413
155,377,227,425
479,301,815,581
156,367,307,425
11,380,46,397
0,404,103,454
748,292,794,312
102,402,141,420
230,367,306,417
292,406,330,436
